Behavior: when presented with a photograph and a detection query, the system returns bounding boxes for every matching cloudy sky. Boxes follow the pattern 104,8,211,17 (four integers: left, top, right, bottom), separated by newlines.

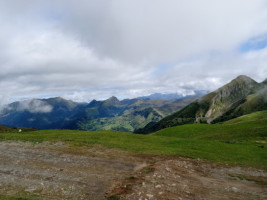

0,0,267,104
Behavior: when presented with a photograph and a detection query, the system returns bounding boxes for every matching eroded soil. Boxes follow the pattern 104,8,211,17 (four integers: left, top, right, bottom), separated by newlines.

0,141,266,200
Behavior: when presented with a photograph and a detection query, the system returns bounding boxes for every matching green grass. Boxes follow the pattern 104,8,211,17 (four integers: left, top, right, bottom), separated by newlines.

0,111,266,169
0,191,40,200
107,194,120,200
154,110,267,141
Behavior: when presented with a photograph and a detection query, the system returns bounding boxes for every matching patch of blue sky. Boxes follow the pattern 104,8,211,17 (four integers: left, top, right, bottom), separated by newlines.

239,35,267,53
152,63,178,77
44,11,63,22
152,49,224,77
41,3,64,23
152,65,168,76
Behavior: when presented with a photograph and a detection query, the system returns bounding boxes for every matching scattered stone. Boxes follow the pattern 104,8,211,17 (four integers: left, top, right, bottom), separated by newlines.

166,167,171,172
231,187,239,192
25,187,36,192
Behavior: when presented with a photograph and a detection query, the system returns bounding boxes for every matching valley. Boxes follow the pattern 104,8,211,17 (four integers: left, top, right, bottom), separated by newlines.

0,95,201,132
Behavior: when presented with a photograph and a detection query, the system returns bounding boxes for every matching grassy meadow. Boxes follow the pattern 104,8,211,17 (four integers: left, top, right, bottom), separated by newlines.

0,111,266,169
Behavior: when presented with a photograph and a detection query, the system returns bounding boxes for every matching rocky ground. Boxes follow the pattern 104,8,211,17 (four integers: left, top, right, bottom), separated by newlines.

0,141,266,200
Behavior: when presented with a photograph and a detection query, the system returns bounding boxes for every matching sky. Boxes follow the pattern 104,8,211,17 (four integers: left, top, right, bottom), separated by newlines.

0,0,267,104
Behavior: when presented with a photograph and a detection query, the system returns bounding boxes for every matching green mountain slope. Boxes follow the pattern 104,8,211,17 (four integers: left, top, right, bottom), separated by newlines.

76,107,163,132
67,97,199,132
0,125,13,132
137,75,267,133
154,110,267,141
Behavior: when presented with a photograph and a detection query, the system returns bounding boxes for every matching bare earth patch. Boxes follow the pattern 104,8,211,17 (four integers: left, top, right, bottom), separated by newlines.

0,141,266,200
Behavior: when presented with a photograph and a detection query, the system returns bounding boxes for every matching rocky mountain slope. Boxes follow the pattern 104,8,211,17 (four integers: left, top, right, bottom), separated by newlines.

136,75,267,133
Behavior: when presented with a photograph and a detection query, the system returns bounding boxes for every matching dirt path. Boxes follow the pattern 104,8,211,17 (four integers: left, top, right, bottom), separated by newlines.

114,158,267,200
0,141,266,200
0,141,144,200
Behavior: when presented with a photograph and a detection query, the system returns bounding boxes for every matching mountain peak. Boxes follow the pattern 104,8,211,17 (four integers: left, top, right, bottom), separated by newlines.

233,75,256,83
221,75,258,92
105,96,120,105
48,97,65,101
108,96,119,101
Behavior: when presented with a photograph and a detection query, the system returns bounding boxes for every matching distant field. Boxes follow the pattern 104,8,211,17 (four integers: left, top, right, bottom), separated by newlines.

0,111,266,169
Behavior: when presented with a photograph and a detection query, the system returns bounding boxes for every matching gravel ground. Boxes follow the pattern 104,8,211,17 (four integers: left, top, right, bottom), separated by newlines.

0,141,266,200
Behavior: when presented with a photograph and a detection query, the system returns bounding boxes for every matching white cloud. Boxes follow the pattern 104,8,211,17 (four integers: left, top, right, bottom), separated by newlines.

0,0,267,103
55,0,267,62
16,99,53,113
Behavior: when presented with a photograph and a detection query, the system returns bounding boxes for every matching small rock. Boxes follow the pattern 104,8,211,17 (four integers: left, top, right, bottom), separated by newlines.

171,183,176,187
155,184,161,188
232,187,239,192
25,187,36,192
166,167,171,172
146,194,154,199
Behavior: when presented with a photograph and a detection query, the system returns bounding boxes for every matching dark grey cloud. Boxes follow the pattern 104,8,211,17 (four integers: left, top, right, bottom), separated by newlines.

0,0,267,104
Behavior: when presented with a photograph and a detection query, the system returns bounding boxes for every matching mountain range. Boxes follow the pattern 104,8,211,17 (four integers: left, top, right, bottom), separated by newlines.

136,75,267,133
0,94,201,132
1,75,266,133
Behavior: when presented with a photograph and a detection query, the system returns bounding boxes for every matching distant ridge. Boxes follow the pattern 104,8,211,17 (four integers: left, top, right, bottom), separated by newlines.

0,95,200,132
136,75,267,134
137,90,208,100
